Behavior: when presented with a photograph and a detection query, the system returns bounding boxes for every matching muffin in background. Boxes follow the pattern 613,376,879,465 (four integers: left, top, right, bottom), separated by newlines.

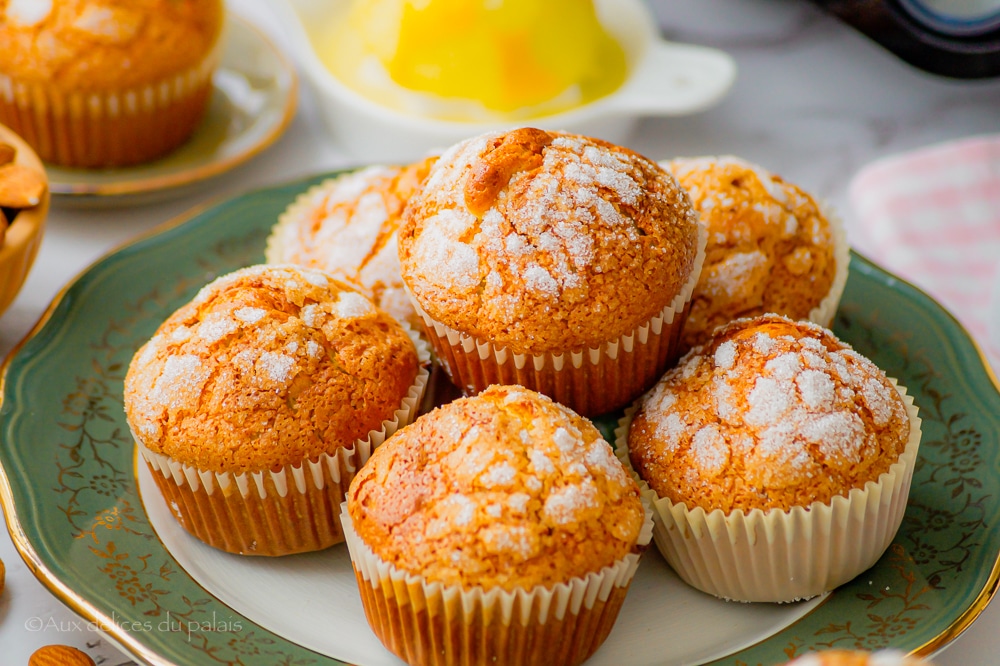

343,384,653,666
0,0,225,168
124,264,429,557
618,314,921,603
399,127,706,416
783,649,934,666
265,157,436,331
665,155,849,353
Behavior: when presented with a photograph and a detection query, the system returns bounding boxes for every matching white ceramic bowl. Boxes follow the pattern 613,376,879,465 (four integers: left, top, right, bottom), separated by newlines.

270,0,737,162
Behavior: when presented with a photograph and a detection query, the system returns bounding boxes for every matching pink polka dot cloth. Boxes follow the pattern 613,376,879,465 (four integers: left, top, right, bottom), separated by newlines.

848,134,1000,376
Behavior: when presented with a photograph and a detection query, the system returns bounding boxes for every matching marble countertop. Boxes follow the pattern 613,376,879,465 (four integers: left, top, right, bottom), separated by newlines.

0,0,997,663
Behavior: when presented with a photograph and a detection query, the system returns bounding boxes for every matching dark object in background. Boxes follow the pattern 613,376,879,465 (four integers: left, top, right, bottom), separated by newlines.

814,0,1000,78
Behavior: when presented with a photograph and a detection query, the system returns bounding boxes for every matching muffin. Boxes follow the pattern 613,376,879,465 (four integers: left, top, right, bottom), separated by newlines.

0,0,225,167
784,650,934,666
124,264,429,556
665,155,849,353
399,127,706,416
343,384,653,666
617,314,921,602
265,157,436,331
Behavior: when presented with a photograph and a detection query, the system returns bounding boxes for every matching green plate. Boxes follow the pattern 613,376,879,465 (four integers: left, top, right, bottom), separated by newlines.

1,173,998,666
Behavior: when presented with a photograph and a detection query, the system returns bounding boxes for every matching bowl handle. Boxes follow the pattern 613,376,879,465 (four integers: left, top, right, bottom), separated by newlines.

607,41,737,116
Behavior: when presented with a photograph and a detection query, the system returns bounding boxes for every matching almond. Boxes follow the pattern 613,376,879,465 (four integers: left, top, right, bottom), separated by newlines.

28,645,96,666
0,163,47,208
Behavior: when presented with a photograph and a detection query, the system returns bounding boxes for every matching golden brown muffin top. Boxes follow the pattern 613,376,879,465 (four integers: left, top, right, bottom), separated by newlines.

666,156,838,352
266,158,436,330
784,650,933,666
348,384,645,591
398,128,701,354
0,0,224,90
124,264,420,475
628,314,910,513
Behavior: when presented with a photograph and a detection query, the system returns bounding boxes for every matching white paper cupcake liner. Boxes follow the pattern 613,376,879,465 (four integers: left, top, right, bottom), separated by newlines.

808,201,851,329
408,222,707,416
340,498,653,666
136,326,430,556
615,379,922,603
265,176,347,265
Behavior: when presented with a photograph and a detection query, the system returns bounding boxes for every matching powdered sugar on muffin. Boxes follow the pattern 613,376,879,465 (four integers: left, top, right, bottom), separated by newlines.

784,649,934,666
266,158,436,329
348,384,645,590
400,128,701,354
125,264,421,474
629,314,910,513
665,155,847,352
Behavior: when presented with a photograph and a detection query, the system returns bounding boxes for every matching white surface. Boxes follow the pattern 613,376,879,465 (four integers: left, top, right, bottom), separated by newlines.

135,460,824,666
0,0,998,664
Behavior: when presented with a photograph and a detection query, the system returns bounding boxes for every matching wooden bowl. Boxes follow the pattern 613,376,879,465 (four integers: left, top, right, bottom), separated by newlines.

0,123,49,318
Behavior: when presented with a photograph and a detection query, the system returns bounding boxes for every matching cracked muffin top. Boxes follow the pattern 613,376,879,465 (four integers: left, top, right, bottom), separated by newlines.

783,650,934,666
123,264,420,474
348,384,646,591
627,314,910,513
398,128,702,355
665,155,841,352
0,0,224,90
266,158,436,330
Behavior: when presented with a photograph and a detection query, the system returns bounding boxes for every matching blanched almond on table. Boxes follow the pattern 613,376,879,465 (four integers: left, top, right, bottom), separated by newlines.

28,644,96,666
0,142,15,167
0,163,47,208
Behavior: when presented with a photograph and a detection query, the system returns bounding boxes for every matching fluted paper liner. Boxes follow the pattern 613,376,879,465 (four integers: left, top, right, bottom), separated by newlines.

341,499,654,666
265,177,348,264
614,379,922,603
136,329,430,557
808,201,850,329
409,223,707,417
0,33,222,168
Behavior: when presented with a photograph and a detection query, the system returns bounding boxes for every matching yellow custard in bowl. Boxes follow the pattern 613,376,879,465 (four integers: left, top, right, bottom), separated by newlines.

273,0,737,161
316,0,628,122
